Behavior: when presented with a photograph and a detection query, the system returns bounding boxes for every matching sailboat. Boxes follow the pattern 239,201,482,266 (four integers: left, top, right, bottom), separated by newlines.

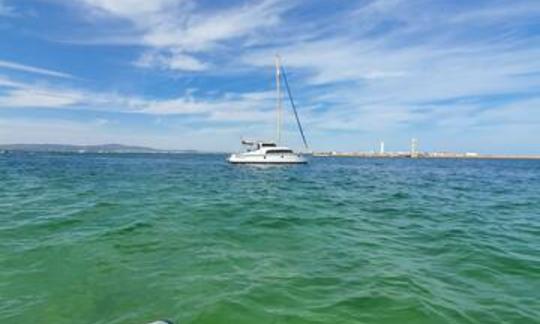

227,55,308,164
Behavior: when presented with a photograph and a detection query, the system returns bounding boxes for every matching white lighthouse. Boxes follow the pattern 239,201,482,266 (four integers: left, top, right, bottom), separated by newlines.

411,138,418,158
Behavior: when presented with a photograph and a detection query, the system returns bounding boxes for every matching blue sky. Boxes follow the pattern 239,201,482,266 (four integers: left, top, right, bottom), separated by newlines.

0,0,539,153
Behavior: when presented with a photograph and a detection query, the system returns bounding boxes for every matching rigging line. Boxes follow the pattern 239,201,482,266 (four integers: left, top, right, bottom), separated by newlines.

280,65,309,150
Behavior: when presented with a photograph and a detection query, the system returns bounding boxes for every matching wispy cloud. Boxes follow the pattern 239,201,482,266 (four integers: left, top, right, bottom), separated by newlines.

0,60,75,79
0,87,84,108
241,0,540,136
0,75,276,125
74,0,290,71
0,0,15,16
134,50,209,71
2,0,540,152
450,1,540,24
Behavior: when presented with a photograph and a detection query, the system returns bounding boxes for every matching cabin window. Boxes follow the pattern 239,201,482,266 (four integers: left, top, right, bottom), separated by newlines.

261,143,276,147
266,149,293,154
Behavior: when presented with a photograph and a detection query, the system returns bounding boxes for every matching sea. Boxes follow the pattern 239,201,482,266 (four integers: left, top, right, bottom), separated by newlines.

0,152,539,324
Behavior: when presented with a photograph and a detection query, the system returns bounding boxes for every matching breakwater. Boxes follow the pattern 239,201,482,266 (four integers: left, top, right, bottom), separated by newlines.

313,151,540,159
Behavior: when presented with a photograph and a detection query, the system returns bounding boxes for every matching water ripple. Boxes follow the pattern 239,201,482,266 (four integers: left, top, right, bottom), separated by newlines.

0,153,539,323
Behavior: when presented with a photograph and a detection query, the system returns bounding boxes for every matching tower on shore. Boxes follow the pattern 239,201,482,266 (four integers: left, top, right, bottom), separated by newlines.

411,138,418,158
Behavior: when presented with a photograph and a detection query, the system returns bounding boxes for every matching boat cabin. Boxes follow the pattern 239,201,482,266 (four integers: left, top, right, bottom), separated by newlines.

241,141,294,154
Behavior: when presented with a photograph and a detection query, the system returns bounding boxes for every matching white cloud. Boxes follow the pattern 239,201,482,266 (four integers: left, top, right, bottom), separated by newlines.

450,1,540,24
0,88,83,108
135,51,209,71
0,60,75,79
0,75,26,88
0,75,85,108
82,0,178,17
76,0,289,71
0,75,275,124
140,0,284,50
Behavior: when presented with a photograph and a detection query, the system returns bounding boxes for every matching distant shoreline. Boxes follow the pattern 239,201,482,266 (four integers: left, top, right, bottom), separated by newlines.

313,152,540,160
0,144,200,154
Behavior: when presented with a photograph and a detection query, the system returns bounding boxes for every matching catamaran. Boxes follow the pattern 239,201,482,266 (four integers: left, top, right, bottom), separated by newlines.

228,55,309,164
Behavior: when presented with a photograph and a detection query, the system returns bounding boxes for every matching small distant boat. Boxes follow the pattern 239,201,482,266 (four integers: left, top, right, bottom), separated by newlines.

228,55,309,165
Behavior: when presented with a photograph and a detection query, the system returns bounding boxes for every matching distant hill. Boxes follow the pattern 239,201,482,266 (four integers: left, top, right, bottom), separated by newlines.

0,144,197,154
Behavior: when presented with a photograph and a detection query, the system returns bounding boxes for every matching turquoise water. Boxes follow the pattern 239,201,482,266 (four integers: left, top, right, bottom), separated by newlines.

1,153,539,323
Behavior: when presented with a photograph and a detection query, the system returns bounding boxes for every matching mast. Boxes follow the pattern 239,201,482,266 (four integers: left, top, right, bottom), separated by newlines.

275,54,282,145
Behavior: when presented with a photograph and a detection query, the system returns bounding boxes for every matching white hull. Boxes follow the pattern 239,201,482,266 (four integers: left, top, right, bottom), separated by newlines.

228,152,307,164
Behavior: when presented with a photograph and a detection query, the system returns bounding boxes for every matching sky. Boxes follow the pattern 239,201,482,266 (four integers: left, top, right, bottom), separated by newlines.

0,0,539,153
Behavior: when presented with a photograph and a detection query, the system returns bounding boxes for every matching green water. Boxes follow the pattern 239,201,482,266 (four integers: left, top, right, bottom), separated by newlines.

1,153,539,323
